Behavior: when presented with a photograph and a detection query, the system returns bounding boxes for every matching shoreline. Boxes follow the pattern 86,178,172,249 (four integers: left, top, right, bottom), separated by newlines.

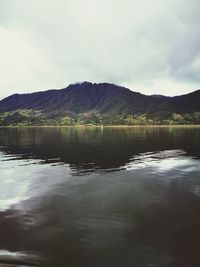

0,125,200,128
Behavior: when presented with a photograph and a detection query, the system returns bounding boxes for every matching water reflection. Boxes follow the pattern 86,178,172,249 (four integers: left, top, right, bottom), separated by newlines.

0,127,199,267
0,127,200,173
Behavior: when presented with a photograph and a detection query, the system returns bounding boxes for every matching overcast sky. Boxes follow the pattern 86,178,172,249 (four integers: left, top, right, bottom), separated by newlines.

0,0,200,100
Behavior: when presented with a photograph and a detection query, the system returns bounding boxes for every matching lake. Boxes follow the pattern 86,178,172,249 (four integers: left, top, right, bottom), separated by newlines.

0,127,200,267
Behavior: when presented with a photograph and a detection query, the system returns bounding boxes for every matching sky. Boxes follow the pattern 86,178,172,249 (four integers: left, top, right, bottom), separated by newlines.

0,0,200,100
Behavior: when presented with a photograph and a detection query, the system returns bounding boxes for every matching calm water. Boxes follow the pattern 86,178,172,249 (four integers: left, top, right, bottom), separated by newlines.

0,127,200,267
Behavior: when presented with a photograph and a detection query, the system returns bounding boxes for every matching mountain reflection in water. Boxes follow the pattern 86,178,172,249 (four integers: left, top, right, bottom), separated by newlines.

0,127,200,267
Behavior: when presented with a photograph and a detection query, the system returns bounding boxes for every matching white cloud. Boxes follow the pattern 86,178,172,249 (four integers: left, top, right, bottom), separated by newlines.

0,0,199,99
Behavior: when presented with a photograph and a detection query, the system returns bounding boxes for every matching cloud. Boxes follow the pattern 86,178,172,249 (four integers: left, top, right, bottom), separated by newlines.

0,0,199,99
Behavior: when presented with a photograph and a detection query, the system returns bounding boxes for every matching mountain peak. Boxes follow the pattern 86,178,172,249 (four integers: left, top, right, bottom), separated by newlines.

67,81,124,89
70,81,94,87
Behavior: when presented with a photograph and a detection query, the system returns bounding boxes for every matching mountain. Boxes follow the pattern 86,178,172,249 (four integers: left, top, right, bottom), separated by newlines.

170,90,200,113
0,82,163,114
0,82,200,125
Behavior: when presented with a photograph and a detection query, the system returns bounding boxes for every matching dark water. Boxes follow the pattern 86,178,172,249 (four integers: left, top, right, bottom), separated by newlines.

0,127,200,267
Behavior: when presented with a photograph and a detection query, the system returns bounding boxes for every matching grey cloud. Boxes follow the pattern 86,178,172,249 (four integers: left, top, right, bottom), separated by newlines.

0,0,199,99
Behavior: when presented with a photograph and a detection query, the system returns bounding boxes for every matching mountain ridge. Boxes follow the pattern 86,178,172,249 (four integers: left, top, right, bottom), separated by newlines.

0,82,200,125
0,82,160,114
2,82,200,100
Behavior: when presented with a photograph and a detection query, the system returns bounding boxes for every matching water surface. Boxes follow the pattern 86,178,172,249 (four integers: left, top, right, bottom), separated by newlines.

0,127,200,267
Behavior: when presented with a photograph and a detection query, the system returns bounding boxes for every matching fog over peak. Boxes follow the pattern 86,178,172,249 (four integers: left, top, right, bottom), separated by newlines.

0,0,199,100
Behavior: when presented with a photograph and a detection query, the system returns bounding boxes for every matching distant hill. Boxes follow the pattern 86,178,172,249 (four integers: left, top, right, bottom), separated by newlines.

0,82,200,125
